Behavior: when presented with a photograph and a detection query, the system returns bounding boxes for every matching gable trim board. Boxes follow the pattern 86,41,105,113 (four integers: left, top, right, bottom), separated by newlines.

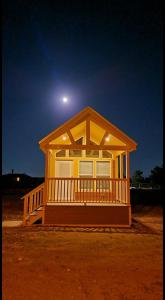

39,107,137,152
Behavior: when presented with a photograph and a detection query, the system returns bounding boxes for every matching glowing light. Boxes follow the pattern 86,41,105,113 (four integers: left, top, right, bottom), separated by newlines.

62,136,67,141
16,177,20,182
105,135,111,142
63,97,68,103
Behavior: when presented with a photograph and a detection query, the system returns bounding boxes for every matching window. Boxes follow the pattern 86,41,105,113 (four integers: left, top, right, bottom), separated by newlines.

79,161,93,177
86,150,99,157
69,150,82,157
96,161,110,190
79,161,93,190
96,161,110,177
102,151,112,158
56,150,66,157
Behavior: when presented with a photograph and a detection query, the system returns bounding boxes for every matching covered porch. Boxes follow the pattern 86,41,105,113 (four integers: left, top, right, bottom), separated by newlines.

47,177,128,204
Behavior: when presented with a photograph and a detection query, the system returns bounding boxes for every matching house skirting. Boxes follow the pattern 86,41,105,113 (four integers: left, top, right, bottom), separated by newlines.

44,205,131,227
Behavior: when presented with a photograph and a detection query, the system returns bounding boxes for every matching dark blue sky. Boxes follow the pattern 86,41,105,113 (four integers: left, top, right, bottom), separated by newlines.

2,1,162,177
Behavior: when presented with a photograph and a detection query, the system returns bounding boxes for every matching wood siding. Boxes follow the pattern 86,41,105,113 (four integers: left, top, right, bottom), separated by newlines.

44,205,131,227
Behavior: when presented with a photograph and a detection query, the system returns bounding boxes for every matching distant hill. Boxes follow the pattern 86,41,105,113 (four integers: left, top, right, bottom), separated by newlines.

2,173,44,189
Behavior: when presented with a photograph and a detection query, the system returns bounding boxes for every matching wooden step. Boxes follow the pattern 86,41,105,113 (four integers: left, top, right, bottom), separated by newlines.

37,206,43,211
30,211,38,216
29,209,44,225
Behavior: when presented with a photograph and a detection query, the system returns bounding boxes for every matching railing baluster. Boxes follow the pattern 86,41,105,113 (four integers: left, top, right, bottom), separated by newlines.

111,180,113,203
92,179,93,202
41,189,42,206
70,179,72,202
109,180,111,202
53,179,55,202
35,193,37,210
56,179,59,202
49,179,51,202
99,179,100,202
45,178,128,206
37,191,40,207
79,179,81,202
67,179,68,202
67,179,69,202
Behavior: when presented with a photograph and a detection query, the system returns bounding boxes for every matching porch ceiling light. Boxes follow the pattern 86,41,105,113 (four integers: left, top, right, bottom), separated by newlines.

105,135,111,142
62,136,67,141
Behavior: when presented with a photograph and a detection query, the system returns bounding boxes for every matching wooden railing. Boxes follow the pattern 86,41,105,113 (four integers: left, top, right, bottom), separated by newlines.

22,183,45,224
47,178,128,204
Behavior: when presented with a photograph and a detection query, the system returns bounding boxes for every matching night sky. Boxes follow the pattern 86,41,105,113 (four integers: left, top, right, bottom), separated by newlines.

2,1,162,177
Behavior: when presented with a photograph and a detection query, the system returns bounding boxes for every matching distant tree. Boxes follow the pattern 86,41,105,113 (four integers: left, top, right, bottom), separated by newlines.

148,165,163,188
132,170,144,187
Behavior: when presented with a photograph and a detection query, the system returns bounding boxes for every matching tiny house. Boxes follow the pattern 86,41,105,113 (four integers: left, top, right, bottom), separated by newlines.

23,107,137,227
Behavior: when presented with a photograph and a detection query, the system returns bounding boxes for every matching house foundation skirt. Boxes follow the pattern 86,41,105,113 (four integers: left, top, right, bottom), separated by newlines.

44,204,131,227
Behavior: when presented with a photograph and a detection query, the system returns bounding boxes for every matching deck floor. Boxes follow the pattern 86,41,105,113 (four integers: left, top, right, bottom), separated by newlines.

47,202,127,206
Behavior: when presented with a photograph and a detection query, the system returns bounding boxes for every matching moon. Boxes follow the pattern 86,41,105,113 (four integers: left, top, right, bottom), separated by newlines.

63,97,68,103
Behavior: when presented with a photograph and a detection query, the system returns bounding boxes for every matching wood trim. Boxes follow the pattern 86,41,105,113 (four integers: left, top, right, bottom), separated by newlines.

39,107,137,151
126,150,130,205
42,206,45,224
86,117,90,145
90,115,136,148
40,110,90,146
129,205,132,226
45,144,130,150
42,223,131,228
21,183,44,199
44,150,49,205
67,129,75,144
100,131,108,146
120,154,123,179
47,177,127,181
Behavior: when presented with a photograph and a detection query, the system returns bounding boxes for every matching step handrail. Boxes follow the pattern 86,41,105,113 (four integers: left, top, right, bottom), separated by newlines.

23,182,45,225
21,182,45,200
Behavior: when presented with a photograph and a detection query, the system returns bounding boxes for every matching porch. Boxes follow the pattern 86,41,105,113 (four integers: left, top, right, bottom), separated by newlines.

23,177,130,225
47,177,128,204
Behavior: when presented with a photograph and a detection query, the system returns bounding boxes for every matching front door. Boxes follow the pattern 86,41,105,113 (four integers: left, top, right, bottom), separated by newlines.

55,160,73,201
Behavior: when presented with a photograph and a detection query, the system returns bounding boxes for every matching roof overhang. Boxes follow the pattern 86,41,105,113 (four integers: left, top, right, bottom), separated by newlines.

39,106,137,153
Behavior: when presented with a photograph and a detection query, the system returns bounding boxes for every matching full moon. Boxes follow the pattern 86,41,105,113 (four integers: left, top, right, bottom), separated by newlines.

63,97,68,103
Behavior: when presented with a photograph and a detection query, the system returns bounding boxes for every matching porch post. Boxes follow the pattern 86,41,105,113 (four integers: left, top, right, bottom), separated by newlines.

44,150,49,206
126,150,130,204
120,154,123,179
126,149,131,226
112,158,116,202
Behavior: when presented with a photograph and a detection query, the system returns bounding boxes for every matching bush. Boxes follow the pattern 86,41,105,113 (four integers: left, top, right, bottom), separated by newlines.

130,189,163,206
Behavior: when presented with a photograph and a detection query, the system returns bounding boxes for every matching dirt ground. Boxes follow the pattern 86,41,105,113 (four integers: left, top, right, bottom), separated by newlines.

2,193,24,221
3,223,163,300
2,192,163,300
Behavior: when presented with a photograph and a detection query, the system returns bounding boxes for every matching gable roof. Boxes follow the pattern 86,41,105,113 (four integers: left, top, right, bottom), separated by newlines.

39,106,137,152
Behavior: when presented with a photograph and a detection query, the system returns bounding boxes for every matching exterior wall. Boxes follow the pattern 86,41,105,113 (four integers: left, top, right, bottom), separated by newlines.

49,155,114,178
44,205,131,227
48,151,55,177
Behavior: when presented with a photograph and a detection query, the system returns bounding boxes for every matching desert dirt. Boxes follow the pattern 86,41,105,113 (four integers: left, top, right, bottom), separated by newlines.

3,222,162,300
2,191,163,300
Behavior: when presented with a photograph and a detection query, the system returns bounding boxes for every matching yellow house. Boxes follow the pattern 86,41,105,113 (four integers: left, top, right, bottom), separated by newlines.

23,107,137,227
